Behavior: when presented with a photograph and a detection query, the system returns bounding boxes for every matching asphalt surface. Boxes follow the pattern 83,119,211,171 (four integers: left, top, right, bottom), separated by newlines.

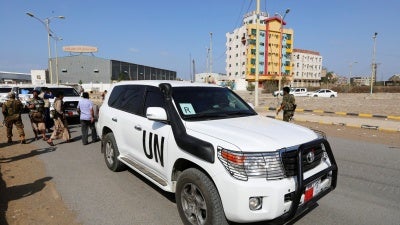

1,109,400,225
30,117,400,225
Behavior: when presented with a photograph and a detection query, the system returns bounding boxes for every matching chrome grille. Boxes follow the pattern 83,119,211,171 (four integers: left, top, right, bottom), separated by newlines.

281,142,323,177
63,101,78,110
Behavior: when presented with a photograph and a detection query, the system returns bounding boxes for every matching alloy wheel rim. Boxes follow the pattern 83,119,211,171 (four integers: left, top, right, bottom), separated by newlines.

181,183,207,225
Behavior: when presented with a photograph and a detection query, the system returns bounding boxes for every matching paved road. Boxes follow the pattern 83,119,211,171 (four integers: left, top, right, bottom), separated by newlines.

16,114,400,225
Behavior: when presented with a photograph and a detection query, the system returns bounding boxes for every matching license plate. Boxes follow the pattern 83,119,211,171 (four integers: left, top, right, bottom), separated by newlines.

304,179,321,203
66,110,78,116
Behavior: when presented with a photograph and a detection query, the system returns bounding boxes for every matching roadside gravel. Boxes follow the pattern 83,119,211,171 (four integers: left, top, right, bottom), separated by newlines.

236,91,400,116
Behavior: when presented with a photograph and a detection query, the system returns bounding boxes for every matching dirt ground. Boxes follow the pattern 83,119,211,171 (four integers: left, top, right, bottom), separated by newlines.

0,93,399,225
0,129,82,225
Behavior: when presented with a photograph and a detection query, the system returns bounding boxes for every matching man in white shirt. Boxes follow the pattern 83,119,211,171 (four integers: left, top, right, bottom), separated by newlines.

77,92,98,145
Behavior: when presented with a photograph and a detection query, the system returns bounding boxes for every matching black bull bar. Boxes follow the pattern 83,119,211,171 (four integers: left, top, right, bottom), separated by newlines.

273,138,338,224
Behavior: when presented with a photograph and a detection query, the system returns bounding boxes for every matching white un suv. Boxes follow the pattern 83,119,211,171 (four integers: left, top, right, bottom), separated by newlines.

96,80,338,224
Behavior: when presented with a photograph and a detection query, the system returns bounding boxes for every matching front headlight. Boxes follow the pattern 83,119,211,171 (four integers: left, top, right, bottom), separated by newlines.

217,147,285,181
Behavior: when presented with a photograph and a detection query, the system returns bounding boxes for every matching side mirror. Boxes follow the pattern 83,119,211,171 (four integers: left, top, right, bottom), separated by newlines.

146,107,168,121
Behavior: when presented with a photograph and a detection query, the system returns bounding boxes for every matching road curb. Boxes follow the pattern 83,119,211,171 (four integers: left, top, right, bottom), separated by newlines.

266,115,400,132
266,107,400,121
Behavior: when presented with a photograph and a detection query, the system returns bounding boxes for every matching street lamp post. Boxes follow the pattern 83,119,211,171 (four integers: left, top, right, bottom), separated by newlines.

275,9,290,97
370,32,378,95
53,36,63,85
26,12,65,84
254,0,261,107
349,61,357,86
209,32,213,75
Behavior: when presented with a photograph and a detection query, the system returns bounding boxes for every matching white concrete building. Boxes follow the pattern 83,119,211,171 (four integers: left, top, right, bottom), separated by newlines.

291,49,322,87
225,11,269,91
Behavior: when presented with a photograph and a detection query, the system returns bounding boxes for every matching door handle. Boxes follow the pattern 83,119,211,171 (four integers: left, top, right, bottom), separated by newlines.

134,125,142,131
112,117,117,122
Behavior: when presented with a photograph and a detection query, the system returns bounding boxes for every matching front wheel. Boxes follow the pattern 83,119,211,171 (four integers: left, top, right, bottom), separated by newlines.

176,168,228,225
102,132,126,172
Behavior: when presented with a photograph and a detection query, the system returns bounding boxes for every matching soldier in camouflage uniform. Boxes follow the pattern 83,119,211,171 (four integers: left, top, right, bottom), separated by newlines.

2,92,26,144
276,87,296,122
28,90,47,140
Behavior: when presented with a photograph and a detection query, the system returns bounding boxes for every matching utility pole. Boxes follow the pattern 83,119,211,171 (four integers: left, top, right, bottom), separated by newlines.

275,9,290,98
370,32,378,95
209,32,213,75
192,59,196,82
26,12,65,84
349,61,357,87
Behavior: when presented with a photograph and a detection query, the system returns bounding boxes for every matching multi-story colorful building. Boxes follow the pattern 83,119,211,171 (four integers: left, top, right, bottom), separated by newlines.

226,11,294,90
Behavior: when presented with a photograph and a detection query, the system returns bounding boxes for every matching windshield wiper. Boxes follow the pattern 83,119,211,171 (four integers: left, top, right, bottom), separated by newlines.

184,112,229,120
223,110,256,116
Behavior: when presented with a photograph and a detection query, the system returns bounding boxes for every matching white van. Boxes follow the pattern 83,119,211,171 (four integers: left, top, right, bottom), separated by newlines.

291,87,308,97
273,87,308,97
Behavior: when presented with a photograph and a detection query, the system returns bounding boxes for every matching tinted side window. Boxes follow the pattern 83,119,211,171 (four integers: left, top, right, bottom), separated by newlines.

48,88,79,97
108,85,145,115
144,86,165,115
0,88,12,93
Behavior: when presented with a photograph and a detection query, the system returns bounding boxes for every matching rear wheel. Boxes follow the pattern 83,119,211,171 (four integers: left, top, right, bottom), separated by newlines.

176,168,228,225
102,133,126,172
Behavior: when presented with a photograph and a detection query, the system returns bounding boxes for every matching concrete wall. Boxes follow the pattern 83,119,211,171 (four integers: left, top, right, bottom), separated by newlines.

50,55,111,84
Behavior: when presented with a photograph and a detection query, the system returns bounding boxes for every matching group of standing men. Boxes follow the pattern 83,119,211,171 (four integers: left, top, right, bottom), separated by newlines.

2,87,99,146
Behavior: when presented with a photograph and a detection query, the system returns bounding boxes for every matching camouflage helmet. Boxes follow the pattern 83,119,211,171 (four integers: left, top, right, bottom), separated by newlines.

8,92,16,99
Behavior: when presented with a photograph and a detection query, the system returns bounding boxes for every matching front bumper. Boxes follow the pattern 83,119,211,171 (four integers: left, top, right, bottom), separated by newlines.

215,139,338,223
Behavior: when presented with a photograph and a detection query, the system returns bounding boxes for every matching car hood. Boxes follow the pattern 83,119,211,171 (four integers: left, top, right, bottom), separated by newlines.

185,115,318,152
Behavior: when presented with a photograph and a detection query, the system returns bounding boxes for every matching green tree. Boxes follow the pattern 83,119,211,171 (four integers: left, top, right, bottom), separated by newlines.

321,72,335,84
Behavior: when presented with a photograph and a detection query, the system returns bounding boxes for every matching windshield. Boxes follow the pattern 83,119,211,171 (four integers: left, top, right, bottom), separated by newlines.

48,87,79,97
172,86,257,121
18,87,34,94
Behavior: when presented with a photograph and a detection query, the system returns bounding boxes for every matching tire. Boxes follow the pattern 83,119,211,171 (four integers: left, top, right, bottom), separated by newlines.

330,95,335,98
313,95,318,97
102,133,126,172
176,168,228,225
